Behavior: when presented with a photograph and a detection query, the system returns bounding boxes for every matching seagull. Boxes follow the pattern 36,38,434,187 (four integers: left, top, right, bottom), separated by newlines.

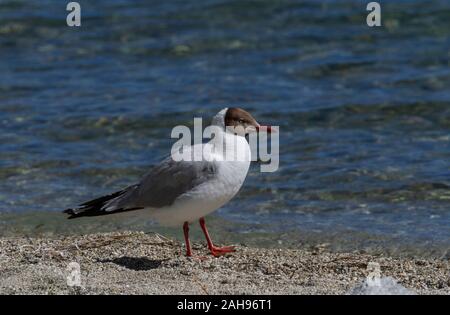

63,108,273,257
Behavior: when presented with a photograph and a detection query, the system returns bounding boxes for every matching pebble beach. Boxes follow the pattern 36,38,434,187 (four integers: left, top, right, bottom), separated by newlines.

0,231,448,295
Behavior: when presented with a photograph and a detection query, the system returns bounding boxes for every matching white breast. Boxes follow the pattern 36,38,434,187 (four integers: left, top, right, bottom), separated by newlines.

149,133,251,226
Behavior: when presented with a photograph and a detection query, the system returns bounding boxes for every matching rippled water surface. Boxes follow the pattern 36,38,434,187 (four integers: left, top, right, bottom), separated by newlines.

0,0,449,256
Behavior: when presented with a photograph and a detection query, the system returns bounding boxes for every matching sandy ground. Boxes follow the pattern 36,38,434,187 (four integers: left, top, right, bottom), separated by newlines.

0,231,448,295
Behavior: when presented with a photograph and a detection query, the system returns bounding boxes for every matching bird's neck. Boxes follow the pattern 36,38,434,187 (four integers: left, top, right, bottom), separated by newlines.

208,129,251,161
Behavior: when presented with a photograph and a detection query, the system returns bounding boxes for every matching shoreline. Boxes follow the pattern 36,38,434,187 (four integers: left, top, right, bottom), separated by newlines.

0,231,448,295
1,211,449,260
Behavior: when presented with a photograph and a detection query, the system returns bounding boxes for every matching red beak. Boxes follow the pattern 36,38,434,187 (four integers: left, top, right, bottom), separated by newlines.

256,125,275,133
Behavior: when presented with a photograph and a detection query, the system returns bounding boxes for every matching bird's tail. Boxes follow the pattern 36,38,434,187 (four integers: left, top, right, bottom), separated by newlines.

63,185,142,219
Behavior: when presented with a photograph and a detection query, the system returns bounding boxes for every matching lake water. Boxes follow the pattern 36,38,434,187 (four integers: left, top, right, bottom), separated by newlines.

0,0,449,257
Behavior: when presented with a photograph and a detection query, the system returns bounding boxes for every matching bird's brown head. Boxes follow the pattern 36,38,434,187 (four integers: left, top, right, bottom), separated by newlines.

224,107,273,136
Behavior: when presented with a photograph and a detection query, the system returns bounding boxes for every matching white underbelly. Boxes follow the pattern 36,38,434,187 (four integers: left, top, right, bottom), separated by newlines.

148,160,250,226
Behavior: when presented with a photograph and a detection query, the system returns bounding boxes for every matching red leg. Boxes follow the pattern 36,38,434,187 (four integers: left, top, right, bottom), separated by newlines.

183,221,193,257
199,217,235,257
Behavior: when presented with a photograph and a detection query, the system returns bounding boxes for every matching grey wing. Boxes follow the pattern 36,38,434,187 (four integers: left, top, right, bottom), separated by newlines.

119,157,218,209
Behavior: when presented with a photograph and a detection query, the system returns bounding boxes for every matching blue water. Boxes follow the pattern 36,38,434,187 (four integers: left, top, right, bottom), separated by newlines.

0,0,449,256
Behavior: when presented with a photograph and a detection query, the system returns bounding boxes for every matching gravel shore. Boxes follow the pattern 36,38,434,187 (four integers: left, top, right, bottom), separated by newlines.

0,231,448,295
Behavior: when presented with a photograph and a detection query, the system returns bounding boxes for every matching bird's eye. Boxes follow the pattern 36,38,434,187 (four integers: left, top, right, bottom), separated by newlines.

238,118,245,123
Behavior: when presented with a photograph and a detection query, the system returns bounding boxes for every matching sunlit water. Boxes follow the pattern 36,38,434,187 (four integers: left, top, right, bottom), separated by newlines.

0,0,449,257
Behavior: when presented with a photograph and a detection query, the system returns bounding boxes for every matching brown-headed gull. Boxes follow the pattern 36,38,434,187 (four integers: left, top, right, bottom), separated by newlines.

63,108,273,257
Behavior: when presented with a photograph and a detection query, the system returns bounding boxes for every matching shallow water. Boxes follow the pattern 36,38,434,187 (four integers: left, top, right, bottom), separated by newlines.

0,0,449,257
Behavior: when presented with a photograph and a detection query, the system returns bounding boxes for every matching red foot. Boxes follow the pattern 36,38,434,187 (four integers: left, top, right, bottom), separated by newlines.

209,245,235,257
199,217,236,257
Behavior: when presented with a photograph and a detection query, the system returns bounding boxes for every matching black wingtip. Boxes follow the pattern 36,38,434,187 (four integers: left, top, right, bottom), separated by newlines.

62,186,141,219
62,208,78,219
